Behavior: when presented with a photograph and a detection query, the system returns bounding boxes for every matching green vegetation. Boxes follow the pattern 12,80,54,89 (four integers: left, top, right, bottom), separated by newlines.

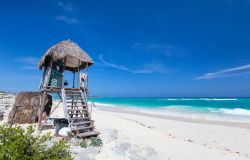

0,125,73,160
0,91,5,95
89,137,102,147
78,137,102,148
67,131,74,139
79,139,88,148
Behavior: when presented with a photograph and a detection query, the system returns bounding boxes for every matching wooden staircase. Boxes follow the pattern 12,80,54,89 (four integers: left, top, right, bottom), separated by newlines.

62,88,99,138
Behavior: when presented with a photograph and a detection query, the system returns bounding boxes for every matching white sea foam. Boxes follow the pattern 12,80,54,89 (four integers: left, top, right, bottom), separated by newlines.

218,108,250,116
94,102,117,108
94,102,250,123
157,98,178,101
200,98,212,101
168,98,178,101
159,98,238,101
127,106,250,122
180,98,197,100
200,98,237,101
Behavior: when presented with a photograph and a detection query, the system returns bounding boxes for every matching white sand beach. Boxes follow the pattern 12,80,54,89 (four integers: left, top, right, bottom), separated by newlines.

93,106,250,160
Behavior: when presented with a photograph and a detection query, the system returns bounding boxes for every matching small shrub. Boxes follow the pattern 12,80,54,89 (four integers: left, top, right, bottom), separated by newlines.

67,131,73,139
79,139,88,148
89,137,102,147
0,125,73,160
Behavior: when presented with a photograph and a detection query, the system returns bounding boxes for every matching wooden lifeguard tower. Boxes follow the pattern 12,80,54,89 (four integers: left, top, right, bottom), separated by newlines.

38,39,99,138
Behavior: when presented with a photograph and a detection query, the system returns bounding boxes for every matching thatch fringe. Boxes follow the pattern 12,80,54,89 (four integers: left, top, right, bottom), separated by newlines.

8,92,52,124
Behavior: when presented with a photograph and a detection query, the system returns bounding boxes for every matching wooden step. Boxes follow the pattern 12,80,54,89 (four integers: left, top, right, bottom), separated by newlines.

66,98,83,101
69,113,89,118
70,117,90,121
66,101,84,103
76,131,100,138
68,108,87,112
65,94,81,97
72,125,94,131
68,108,87,111
67,103,85,106
66,99,84,102
66,99,82,101
66,97,82,99
68,110,89,115
67,105,87,107
65,91,81,94
66,92,82,97
68,112,88,115
66,95,81,97
66,99,83,101
65,88,81,91
68,112,88,116
71,120,94,126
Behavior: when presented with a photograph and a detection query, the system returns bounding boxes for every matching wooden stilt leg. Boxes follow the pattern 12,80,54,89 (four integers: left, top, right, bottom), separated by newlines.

37,92,46,131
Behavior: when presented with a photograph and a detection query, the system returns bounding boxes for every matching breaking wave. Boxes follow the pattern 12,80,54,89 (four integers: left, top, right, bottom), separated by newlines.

217,108,250,116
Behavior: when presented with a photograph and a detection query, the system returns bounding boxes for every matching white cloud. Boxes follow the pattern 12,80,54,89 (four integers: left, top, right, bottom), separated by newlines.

16,57,39,66
55,1,78,24
16,56,39,70
195,64,250,80
132,42,187,57
99,55,131,72
57,1,74,13
55,15,77,24
132,62,167,74
99,55,167,74
21,66,38,70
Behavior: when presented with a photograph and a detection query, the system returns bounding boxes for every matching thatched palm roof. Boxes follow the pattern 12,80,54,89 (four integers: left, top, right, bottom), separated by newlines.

39,40,94,71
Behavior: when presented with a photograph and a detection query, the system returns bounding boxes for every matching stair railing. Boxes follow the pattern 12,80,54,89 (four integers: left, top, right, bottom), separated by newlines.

61,88,69,119
89,96,96,116
80,89,89,110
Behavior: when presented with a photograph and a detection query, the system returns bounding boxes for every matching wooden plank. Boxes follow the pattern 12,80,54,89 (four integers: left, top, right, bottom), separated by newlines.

37,92,46,131
77,131,100,138
65,88,80,91
66,95,81,98
68,112,88,116
67,105,86,108
71,117,90,120
66,97,82,99
68,109,87,112
66,98,82,100
71,120,94,126
72,125,94,131
65,93,81,95
66,101,84,103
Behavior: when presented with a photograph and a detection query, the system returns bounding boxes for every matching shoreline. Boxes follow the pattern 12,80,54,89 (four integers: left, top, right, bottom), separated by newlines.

94,104,250,129
1,96,250,159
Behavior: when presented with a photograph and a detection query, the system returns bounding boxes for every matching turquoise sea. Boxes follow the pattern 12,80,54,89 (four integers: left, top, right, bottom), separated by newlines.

92,97,250,122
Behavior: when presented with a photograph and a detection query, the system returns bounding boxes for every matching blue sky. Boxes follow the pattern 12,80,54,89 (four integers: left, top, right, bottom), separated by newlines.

0,0,250,97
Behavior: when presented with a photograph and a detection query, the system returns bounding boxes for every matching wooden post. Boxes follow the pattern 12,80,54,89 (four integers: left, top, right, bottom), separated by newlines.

73,72,75,88
77,60,80,88
43,62,52,88
86,63,89,97
62,58,66,88
39,68,46,90
37,91,46,131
